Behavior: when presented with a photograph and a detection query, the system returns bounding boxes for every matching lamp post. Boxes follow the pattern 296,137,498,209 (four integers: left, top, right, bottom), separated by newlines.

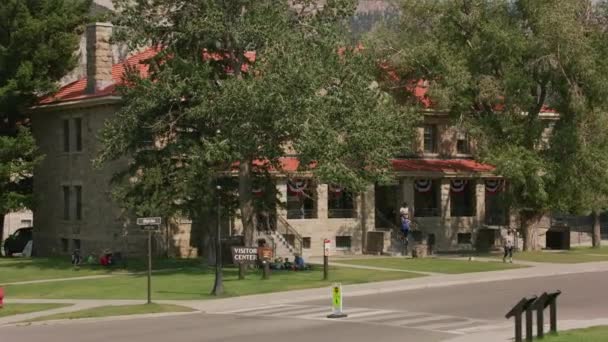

211,184,224,296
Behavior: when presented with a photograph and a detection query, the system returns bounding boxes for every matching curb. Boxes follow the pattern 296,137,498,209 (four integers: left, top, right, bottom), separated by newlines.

2,310,201,328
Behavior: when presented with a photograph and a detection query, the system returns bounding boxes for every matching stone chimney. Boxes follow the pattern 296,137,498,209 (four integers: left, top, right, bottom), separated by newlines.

86,22,113,94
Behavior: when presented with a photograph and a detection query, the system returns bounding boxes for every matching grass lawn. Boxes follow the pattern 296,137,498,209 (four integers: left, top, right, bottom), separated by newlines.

337,258,525,274
0,257,204,284
510,251,608,264
541,326,608,342
4,266,422,300
0,303,71,318
26,304,194,322
571,246,608,255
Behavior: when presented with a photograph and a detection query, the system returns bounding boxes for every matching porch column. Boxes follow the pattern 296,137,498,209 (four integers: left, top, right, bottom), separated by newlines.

400,178,414,216
317,184,328,219
476,179,485,224
277,179,288,218
440,179,451,219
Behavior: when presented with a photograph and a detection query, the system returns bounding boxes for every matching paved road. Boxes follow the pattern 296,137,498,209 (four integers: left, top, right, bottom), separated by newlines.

3,271,608,342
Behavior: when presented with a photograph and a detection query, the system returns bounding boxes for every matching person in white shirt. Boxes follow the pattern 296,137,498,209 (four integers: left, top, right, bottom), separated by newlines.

503,230,515,263
399,202,410,220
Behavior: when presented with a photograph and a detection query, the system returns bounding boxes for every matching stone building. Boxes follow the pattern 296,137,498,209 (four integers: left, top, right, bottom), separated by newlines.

31,19,591,258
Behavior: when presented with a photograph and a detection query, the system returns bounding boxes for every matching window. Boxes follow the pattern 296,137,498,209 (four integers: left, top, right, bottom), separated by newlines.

414,180,439,217
328,186,355,218
485,180,509,225
423,125,437,153
450,180,476,217
286,179,317,219
61,238,69,252
74,118,83,151
63,186,71,220
335,236,352,249
73,239,81,250
62,119,70,152
20,219,32,227
458,233,472,244
75,185,82,220
303,237,311,249
457,132,470,154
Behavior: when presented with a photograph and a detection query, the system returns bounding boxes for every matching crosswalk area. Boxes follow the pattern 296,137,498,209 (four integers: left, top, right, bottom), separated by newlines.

208,304,503,335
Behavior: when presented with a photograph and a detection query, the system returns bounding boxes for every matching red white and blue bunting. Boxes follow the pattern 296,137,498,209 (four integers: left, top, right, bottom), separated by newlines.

287,179,308,194
485,179,504,193
329,184,343,193
414,179,432,193
450,179,468,193
252,187,264,196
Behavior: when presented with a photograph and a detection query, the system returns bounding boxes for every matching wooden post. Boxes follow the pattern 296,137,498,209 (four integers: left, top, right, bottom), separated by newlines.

147,230,152,304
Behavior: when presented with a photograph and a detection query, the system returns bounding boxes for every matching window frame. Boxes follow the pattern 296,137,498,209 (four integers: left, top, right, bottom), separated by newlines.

75,185,82,220
74,117,83,152
423,125,437,153
62,119,70,152
328,186,356,219
62,186,71,220
335,236,352,250
456,131,470,155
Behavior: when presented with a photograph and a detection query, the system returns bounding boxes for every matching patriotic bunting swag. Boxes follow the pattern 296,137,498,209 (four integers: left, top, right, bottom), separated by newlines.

485,179,504,194
287,179,308,196
252,187,264,196
414,179,432,192
329,185,343,198
450,179,468,193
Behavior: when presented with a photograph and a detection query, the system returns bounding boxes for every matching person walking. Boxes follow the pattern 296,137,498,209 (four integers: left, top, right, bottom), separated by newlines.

503,230,515,263
399,202,411,255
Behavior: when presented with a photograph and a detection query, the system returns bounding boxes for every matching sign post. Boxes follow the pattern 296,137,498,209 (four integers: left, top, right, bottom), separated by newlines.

323,239,330,281
137,217,161,304
327,283,347,318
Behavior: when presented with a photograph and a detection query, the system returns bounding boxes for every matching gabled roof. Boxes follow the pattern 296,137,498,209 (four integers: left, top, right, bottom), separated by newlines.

39,48,158,105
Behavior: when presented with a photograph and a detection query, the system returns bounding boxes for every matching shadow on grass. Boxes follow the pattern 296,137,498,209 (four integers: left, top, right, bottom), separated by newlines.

0,256,207,275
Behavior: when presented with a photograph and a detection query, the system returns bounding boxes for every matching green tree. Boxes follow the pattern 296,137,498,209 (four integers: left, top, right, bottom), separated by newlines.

0,0,90,242
373,0,608,250
96,0,417,256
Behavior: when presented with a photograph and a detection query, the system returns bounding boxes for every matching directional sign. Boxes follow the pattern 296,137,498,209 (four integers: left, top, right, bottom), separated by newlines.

141,225,160,231
137,217,162,226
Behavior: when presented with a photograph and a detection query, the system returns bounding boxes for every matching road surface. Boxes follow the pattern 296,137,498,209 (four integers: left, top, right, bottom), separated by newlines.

3,271,608,342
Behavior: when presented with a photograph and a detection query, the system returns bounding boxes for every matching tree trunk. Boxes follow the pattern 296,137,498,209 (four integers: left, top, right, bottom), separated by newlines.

0,213,4,255
360,191,368,254
237,160,256,279
238,160,256,247
521,211,542,251
592,210,602,248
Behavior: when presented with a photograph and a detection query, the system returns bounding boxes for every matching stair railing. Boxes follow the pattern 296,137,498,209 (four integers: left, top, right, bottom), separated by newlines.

276,216,304,256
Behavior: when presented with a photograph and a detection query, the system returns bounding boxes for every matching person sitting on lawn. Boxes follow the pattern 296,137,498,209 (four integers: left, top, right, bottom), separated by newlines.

283,257,293,270
294,254,311,271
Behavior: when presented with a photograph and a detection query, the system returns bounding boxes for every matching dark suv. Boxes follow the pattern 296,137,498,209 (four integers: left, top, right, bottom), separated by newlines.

3,227,33,256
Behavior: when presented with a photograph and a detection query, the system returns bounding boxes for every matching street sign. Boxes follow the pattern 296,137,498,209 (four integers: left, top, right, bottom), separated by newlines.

137,217,162,226
231,246,258,264
324,239,331,257
141,225,160,231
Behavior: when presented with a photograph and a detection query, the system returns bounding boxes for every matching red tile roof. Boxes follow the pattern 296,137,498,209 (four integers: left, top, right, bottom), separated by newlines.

39,48,159,104
391,158,495,173
234,157,494,174
39,48,257,105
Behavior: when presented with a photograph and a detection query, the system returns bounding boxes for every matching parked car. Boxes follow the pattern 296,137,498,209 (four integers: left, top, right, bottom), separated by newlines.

3,227,33,256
